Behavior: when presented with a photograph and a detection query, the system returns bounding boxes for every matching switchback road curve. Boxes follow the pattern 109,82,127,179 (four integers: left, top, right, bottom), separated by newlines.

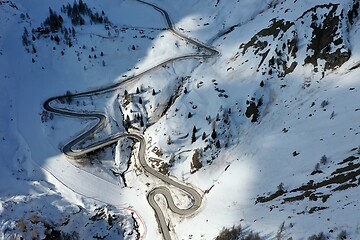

43,1,219,239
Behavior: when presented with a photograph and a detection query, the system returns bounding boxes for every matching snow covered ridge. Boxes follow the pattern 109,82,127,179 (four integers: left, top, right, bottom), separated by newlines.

140,0,360,239
1,0,360,239
234,2,359,78
1,196,138,240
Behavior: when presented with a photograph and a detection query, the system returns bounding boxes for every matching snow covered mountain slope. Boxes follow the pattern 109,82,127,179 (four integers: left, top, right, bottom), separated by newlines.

1,0,360,239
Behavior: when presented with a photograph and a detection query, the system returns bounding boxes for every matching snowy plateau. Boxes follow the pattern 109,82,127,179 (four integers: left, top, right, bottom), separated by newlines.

1,0,360,239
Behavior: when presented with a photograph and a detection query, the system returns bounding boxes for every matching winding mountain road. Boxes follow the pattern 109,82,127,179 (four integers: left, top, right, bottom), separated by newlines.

43,1,219,239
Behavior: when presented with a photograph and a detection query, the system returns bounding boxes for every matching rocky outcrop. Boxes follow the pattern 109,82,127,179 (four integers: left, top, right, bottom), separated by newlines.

300,4,350,71
238,2,360,76
239,19,298,78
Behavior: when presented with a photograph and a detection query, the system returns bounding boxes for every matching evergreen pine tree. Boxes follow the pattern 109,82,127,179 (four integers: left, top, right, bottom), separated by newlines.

125,115,130,128
215,139,220,148
191,125,197,143
191,131,196,143
211,128,217,139
202,132,206,140
216,113,220,121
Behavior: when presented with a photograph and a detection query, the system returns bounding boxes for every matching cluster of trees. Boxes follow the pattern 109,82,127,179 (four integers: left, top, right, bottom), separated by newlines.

40,110,54,123
44,8,64,32
124,114,144,129
312,154,328,175
171,106,229,149
166,125,219,148
22,0,112,51
60,0,110,26
22,9,69,52
189,124,220,148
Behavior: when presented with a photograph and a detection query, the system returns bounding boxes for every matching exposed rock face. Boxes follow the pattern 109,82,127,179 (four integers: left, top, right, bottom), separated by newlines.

239,19,298,78
245,101,259,123
348,0,360,24
190,149,203,174
238,2,360,77
301,4,350,71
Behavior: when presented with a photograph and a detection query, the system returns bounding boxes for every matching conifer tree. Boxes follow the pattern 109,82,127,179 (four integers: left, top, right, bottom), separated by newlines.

191,131,196,143
215,139,220,148
211,128,217,139
202,132,206,140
